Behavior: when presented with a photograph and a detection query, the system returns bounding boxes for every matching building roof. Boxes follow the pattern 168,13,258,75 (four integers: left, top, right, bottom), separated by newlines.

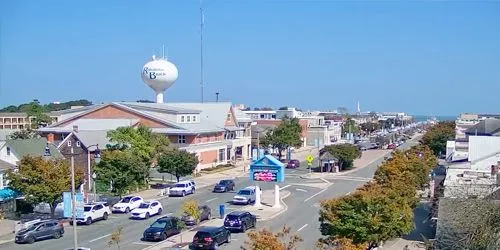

0,112,28,117
465,118,500,136
0,158,16,171
61,118,140,131
5,138,63,160
0,129,17,141
233,108,252,122
73,130,113,149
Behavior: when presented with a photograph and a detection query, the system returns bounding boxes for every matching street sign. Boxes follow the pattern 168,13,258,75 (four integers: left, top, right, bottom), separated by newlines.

63,192,84,218
306,155,314,165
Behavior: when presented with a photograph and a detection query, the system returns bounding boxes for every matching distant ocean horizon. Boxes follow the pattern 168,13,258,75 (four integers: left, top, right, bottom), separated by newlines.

413,115,456,122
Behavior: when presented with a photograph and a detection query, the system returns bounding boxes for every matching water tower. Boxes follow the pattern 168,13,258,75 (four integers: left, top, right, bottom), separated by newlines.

141,55,178,103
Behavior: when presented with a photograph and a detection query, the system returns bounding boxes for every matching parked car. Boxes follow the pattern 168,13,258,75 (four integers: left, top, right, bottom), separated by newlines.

189,226,231,249
142,216,181,241
112,196,143,213
169,180,196,197
286,159,300,169
72,202,110,225
182,205,212,226
150,183,172,189
232,187,256,205
223,211,257,232
15,219,64,244
130,201,163,219
387,143,397,149
213,179,235,193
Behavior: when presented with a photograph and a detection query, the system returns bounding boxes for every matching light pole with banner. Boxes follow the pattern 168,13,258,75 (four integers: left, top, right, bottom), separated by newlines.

86,144,101,202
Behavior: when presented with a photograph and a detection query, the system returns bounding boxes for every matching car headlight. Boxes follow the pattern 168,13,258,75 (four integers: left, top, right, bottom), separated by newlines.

155,232,161,235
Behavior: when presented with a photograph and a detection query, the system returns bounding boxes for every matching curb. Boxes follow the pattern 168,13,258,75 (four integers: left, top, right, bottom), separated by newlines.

0,238,14,245
257,191,290,222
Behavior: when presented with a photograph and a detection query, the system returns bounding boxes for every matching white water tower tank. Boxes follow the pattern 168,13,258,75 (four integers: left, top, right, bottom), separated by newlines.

141,55,178,103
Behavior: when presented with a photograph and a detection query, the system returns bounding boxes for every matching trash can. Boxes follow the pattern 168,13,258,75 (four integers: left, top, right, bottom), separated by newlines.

219,204,225,219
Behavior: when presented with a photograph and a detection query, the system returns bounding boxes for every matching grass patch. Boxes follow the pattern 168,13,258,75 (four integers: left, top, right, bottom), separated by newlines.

200,164,235,173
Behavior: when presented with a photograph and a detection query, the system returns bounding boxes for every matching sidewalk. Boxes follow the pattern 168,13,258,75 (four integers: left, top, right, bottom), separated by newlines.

133,147,318,201
0,220,15,245
143,189,291,250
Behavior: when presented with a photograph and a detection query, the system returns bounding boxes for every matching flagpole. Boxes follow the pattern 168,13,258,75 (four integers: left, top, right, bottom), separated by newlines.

200,0,204,103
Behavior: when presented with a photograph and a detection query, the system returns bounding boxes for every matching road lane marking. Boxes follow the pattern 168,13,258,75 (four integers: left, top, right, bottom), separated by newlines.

206,197,218,203
304,188,328,202
295,188,307,192
133,241,155,245
297,224,308,232
279,184,292,190
291,170,296,173
89,233,111,242
320,178,331,184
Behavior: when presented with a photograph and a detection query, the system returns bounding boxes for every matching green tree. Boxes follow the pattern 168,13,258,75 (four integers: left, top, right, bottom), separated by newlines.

7,156,84,218
342,118,360,135
359,122,379,135
260,117,302,160
26,99,51,128
157,148,199,182
94,150,149,196
181,200,201,224
421,121,455,156
319,184,414,249
8,129,38,139
321,144,361,170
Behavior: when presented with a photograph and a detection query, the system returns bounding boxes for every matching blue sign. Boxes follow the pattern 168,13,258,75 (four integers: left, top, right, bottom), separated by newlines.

63,192,84,218
249,154,285,183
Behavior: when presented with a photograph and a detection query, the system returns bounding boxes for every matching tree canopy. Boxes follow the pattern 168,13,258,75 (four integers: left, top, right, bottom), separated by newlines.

241,225,302,250
359,122,380,135
8,129,38,140
320,144,361,170
157,148,199,182
0,99,92,113
8,156,84,217
342,118,360,135
260,117,302,159
421,121,455,156
94,149,149,196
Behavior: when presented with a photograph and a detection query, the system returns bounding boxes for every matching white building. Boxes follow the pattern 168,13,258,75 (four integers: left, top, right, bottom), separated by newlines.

242,110,277,120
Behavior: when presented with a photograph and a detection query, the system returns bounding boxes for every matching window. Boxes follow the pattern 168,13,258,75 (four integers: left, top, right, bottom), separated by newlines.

260,114,265,119
178,135,186,144
180,116,185,123
192,115,197,122
68,140,71,147
6,147,10,156
76,141,80,147
218,149,225,162
187,116,191,122
227,113,232,121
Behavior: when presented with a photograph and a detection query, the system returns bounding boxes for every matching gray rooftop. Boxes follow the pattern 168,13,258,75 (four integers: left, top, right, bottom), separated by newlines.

4,138,63,160
73,130,113,149
465,118,500,136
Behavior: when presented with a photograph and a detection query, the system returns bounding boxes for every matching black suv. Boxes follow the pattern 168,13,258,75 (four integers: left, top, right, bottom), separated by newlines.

182,205,212,226
15,220,64,244
213,179,235,193
189,226,231,249
223,211,256,232
142,216,181,241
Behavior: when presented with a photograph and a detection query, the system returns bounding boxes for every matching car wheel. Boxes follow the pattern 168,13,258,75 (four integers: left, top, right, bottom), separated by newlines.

103,212,108,220
86,217,92,225
226,233,231,243
207,213,211,220
161,232,167,241
158,208,163,215
192,188,195,194
27,236,35,244
53,231,61,239
145,212,150,219
241,223,247,233
125,207,130,213
182,191,186,197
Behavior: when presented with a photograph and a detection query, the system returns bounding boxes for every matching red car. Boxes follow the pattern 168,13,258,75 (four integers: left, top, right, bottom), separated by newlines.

387,143,397,149
286,159,301,169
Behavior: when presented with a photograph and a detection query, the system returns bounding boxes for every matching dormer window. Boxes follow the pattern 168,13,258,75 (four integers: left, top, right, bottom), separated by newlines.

68,140,72,147
187,116,191,122
192,115,197,122
6,147,11,156
76,141,81,147
178,114,199,123
181,116,185,123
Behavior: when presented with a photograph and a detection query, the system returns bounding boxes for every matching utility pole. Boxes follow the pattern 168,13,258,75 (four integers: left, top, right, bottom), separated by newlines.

199,0,205,103
70,147,78,250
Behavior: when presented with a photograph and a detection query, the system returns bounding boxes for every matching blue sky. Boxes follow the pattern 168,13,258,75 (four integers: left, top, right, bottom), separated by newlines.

1,1,499,116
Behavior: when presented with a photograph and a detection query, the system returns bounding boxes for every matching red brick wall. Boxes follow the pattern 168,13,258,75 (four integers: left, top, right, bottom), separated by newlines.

199,150,218,165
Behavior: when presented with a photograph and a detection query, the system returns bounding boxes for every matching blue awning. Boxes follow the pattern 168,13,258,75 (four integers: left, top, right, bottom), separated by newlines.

0,187,20,202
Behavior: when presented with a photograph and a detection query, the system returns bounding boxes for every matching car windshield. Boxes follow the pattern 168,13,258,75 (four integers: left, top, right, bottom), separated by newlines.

26,222,42,231
194,231,211,239
226,214,240,220
238,190,251,195
138,203,150,209
175,184,186,188
150,220,168,229
84,206,92,212
219,180,229,185
120,197,132,203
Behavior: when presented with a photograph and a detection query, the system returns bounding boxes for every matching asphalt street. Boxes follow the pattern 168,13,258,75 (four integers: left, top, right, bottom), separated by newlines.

2,140,419,250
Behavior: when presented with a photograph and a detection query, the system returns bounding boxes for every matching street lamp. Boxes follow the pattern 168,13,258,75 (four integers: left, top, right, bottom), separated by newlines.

43,143,51,160
86,144,101,202
92,172,97,204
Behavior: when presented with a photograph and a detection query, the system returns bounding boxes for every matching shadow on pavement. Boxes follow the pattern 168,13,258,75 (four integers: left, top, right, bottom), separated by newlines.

403,202,436,241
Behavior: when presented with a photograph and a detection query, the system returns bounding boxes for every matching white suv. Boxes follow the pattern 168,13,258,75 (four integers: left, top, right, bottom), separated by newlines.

74,202,111,225
112,196,143,213
169,180,196,197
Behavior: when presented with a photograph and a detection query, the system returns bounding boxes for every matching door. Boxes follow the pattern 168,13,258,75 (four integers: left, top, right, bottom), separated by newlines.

151,202,158,214
93,204,104,218
34,224,48,239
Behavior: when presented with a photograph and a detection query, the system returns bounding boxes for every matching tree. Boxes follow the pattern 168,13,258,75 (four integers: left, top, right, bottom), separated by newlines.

241,225,302,250
359,122,379,135
321,144,361,170
260,117,302,160
181,200,201,223
421,121,455,156
342,118,360,135
8,129,38,139
316,238,367,250
94,150,149,196
319,184,414,249
108,226,123,250
278,106,289,110
157,148,199,182
7,156,84,218
1,99,92,112
26,99,51,128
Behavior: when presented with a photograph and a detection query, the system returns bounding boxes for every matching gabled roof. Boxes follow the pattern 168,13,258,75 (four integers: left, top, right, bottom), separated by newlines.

0,158,16,171
119,102,200,114
5,138,63,159
58,130,113,150
320,151,338,161
465,118,500,136
164,102,233,128
251,154,284,167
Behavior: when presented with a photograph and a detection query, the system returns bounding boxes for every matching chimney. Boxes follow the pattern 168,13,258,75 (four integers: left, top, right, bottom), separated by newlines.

72,125,78,133
47,133,55,144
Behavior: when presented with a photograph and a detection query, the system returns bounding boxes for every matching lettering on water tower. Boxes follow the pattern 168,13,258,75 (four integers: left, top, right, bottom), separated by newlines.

143,67,167,80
